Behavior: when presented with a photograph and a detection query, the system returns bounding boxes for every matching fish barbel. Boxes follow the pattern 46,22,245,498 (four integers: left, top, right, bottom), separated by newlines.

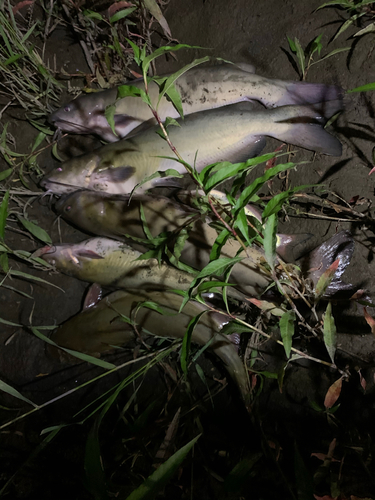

49,63,344,142
42,103,342,195
50,289,251,406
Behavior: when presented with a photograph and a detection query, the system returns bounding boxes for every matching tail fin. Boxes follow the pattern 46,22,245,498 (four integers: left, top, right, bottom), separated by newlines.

281,82,345,116
270,103,342,156
276,233,313,262
298,230,354,296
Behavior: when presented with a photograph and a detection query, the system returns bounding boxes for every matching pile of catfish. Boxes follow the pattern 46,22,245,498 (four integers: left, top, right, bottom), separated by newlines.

37,62,354,408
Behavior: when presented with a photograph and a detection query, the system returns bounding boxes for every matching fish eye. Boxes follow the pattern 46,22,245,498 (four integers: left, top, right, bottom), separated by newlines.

64,106,71,112
65,205,71,212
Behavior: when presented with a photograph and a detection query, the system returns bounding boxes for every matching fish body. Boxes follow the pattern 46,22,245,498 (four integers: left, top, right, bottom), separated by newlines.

49,64,344,142
37,237,195,291
51,289,251,405
54,191,353,298
42,103,342,195
55,191,270,297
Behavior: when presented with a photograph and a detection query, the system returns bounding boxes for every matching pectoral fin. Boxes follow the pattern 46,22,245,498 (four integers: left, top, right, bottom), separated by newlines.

94,166,136,183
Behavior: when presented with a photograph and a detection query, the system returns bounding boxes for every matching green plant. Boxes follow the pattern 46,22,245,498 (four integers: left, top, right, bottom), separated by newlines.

287,34,349,80
317,0,375,40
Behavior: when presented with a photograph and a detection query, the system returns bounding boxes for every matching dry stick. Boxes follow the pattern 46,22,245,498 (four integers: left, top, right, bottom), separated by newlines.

207,196,249,257
0,347,176,430
294,193,369,220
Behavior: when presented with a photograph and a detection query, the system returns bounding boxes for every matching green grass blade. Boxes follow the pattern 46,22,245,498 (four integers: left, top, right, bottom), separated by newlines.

157,56,210,115
109,7,136,23
124,435,201,500
0,380,37,407
31,327,116,370
263,213,277,271
0,169,12,181
17,216,52,245
84,418,109,500
279,311,295,358
0,190,9,240
180,311,206,376
348,82,375,93
323,302,337,364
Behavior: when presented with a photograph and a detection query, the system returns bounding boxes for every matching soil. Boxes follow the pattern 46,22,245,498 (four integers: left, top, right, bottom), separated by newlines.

2,0,375,499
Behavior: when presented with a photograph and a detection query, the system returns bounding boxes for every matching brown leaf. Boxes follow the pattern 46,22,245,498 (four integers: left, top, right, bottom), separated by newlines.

314,259,340,300
324,377,343,409
108,1,134,18
12,0,34,15
358,369,366,393
364,307,375,335
154,408,180,466
350,289,366,301
265,144,285,171
143,0,171,38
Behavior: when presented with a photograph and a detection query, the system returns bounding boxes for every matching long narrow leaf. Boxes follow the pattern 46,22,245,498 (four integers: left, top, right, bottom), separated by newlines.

0,191,9,240
157,56,210,114
84,418,109,500
124,435,201,500
143,0,171,37
0,380,36,407
263,213,277,271
180,311,206,376
233,162,296,216
348,82,375,93
279,311,295,358
323,302,337,364
31,328,116,370
17,217,52,245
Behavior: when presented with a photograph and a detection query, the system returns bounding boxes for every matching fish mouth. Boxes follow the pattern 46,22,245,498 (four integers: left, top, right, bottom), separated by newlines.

40,178,87,194
34,245,56,257
49,117,93,134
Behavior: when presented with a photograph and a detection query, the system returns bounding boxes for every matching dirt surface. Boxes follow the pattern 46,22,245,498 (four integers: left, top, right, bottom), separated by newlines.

2,0,375,498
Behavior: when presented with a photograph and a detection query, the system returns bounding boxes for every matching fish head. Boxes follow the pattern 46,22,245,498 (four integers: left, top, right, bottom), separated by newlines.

55,190,108,227
38,241,104,273
41,153,101,194
49,91,127,142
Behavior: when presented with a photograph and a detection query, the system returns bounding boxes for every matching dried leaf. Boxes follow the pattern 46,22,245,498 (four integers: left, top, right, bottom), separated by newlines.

144,0,171,37
364,307,375,335
314,259,340,302
324,377,343,409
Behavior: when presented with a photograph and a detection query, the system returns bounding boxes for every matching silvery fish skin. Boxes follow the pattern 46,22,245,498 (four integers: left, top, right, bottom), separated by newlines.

51,289,251,406
54,191,354,298
49,64,344,142
41,103,342,195
36,237,194,292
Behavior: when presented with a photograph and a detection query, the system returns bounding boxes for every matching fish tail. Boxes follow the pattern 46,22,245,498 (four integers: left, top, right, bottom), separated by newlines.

269,103,343,156
276,233,313,262
298,230,354,296
279,82,345,114
212,336,251,408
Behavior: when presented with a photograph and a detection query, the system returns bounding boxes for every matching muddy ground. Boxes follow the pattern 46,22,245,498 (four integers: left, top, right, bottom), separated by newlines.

2,0,375,498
